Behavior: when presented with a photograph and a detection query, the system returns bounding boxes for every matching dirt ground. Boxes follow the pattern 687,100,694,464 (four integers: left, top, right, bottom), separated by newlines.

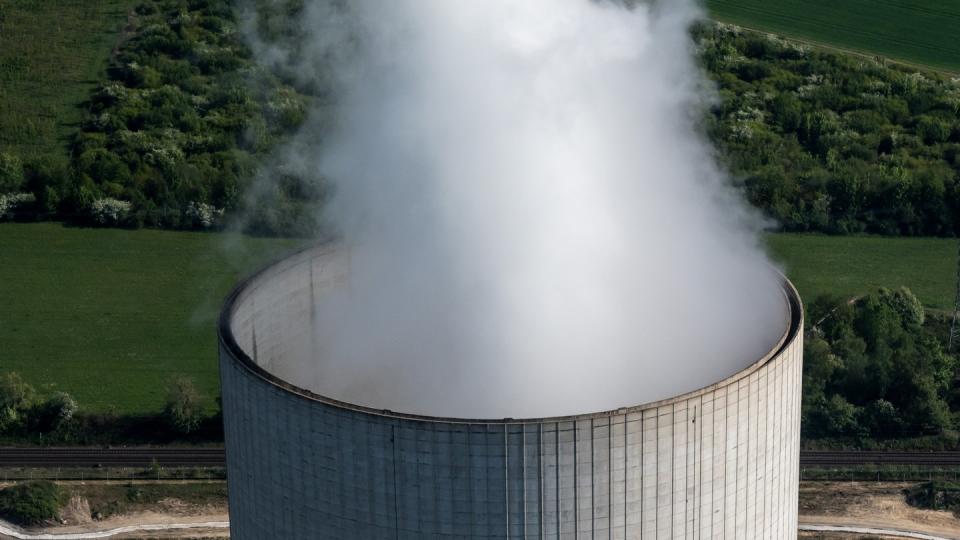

24,512,229,539
799,533,907,540
799,481,960,539
0,480,228,540
5,480,960,539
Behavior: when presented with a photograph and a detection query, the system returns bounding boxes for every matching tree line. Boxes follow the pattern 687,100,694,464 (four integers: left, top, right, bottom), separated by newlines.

801,288,960,448
0,0,319,236
1,8,958,237
697,23,960,236
0,372,212,444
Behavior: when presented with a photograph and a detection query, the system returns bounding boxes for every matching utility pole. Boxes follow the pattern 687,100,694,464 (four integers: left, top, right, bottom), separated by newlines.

950,240,960,352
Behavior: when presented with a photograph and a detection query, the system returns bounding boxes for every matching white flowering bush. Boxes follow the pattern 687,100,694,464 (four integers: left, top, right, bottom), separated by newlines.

266,87,307,130
186,201,224,228
729,121,754,141
0,193,33,219
90,198,132,225
93,82,128,104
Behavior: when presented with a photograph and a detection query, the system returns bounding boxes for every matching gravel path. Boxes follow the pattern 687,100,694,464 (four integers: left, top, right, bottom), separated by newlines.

0,520,228,539
800,523,958,540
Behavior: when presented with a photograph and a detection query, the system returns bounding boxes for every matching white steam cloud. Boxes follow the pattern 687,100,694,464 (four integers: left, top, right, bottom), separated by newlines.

246,0,787,418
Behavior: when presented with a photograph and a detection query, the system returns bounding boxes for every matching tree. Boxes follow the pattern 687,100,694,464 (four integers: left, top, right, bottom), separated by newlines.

0,153,24,193
0,373,35,432
916,115,951,145
879,287,925,327
34,392,77,432
163,376,204,434
858,399,903,437
808,394,861,437
802,289,957,440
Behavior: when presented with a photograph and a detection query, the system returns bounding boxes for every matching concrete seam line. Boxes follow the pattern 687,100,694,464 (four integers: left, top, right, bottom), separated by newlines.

800,524,957,540
0,520,229,540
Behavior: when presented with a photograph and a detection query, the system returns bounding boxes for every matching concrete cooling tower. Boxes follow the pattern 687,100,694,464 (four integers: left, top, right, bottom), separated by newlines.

218,246,804,539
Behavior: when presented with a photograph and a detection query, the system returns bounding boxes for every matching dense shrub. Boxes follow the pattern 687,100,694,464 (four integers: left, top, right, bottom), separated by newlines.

0,152,25,193
697,23,960,236
58,0,314,234
802,288,957,440
906,481,960,516
163,375,205,435
0,372,34,432
32,392,78,433
0,481,62,525
2,15,959,237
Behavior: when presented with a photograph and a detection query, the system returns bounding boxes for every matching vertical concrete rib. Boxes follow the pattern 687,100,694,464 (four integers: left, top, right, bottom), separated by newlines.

505,423,510,539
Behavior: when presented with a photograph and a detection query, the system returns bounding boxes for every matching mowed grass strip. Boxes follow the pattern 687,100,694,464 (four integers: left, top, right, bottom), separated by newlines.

705,0,960,72
768,234,956,311
0,0,137,158
0,223,301,414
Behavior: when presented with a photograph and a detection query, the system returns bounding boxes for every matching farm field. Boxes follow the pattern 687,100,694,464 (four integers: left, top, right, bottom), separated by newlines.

767,234,955,311
1,223,955,416
0,222,302,415
705,0,960,72
0,0,137,158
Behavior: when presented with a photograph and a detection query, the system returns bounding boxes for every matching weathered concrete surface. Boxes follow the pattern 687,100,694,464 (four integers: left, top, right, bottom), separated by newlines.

219,247,803,539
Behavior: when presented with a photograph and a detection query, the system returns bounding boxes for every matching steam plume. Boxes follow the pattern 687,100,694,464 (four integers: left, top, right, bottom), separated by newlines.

245,0,787,418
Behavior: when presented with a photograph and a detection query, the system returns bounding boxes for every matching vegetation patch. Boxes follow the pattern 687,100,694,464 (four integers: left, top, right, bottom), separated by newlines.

0,480,63,525
802,288,959,446
906,481,960,516
699,24,960,236
0,0,319,235
705,0,960,72
60,0,317,233
2,10,958,239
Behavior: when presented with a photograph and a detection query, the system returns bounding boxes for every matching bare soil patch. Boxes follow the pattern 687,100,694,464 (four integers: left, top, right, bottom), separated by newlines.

799,481,960,539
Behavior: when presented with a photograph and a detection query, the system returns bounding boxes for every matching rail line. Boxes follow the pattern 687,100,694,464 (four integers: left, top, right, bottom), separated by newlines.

0,448,225,468
800,451,960,467
2,448,960,468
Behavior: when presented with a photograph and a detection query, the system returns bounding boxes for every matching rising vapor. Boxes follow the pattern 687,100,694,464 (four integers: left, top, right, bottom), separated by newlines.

243,0,787,418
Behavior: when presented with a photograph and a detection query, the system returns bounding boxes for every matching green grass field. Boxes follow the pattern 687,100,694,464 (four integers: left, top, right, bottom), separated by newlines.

767,234,955,311
0,224,954,415
0,223,300,414
706,0,960,72
0,0,136,158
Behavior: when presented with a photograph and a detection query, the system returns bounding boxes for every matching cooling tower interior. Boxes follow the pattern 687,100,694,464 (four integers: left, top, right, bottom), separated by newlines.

218,246,804,539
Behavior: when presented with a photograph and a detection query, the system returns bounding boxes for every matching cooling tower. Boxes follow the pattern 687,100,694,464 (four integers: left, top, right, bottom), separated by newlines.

219,246,803,539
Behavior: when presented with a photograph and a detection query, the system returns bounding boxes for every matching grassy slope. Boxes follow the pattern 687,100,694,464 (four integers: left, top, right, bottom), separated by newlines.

0,223,301,414
0,0,137,158
705,0,960,72
767,234,955,310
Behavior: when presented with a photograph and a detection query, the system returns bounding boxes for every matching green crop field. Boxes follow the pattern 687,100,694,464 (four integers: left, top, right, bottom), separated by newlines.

768,234,956,311
0,225,954,416
0,0,137,158
706,0,960,72
0,223,301,415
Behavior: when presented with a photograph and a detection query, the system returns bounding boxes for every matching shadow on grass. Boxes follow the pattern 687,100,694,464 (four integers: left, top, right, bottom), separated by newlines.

0,414,224,447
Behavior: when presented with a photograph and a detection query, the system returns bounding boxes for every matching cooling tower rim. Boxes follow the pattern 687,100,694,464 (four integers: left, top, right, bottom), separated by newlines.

218,243,803,425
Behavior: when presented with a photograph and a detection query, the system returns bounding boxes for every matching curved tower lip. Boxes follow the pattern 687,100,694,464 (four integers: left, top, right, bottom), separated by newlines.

218,244,803,425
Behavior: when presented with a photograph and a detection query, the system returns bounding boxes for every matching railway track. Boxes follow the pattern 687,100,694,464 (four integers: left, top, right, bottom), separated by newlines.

799,450,960,467
0,447,225,468
1,448,959,468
